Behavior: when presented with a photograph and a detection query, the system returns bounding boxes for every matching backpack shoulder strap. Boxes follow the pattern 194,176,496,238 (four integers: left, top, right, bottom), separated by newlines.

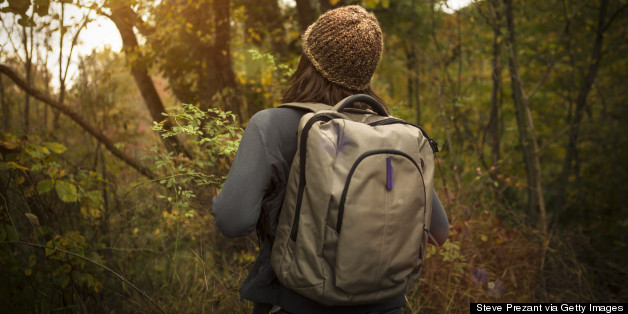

277,102,332,113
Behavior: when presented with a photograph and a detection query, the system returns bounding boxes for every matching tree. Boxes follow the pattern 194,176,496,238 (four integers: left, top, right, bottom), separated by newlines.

477,0,503,168
108,5,189,157
0,64,157,179
503,0,547,231
239,0,292,59
0,67,7,132
52,1,91,128
554,0,627,216
295,0,316,31
142,0,240,116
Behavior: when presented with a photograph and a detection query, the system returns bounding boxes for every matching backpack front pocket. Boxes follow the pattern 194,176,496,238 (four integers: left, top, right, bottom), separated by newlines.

333,150,426,295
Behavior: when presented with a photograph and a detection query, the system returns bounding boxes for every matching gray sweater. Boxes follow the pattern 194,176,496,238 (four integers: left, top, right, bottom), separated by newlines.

213,107,449,313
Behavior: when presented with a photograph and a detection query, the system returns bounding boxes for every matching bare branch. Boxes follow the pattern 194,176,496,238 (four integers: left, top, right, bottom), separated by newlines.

602,2,628,33
526,7,578,101
1,18,25,65
62,11,92,84
0,63,157,180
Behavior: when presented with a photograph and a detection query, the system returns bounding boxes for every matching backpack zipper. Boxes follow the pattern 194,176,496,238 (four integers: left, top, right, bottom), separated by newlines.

369,118,439,153
336,149,424,234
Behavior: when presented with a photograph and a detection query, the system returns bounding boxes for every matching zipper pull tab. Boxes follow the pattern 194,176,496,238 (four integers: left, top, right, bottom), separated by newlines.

386,156,393,190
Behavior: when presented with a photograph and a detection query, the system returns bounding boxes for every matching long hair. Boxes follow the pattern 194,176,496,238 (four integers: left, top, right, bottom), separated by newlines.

282,55,388,113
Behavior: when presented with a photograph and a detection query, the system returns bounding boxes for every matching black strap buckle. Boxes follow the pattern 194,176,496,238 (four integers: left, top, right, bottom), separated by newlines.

429,138,439,153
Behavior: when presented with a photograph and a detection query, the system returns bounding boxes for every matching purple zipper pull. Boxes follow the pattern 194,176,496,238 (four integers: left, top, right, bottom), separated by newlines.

386,156,393,190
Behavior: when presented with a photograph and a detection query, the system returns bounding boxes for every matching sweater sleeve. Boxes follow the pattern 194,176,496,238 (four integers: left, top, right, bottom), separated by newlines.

212,114,272,238
429,190,449,246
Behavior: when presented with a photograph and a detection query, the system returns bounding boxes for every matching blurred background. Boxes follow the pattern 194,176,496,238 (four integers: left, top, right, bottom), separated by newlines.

0,0,626,312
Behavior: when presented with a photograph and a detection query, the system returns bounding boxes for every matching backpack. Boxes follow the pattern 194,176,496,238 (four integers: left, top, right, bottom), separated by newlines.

270,94,438,306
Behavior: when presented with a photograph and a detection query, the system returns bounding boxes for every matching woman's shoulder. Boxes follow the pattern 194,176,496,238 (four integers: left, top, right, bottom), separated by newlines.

249,107,306,130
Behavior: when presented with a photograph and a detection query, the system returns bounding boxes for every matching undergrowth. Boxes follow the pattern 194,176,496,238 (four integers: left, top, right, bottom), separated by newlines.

0,103,624,313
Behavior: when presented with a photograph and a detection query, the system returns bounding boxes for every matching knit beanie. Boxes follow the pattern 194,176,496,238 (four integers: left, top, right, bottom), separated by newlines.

302,5,383,91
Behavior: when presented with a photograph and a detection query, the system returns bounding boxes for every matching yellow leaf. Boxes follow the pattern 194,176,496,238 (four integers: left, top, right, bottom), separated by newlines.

89,207,101,218
44,142,67,154
0,140,19,150
80,206,89,219
94,280,103,293
7,162,28,171
24,185,35,198
25,269,32,276
495,234,503,245
16,176,25,184
480,234,488,242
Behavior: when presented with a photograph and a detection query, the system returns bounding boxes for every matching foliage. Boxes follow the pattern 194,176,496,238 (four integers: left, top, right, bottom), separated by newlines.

233,48,297,117
0,0,49,26
0,132,110,311
148,103,241,203
1,0,627,312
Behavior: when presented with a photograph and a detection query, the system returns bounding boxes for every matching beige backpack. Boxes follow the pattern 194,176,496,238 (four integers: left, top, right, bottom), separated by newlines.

271,94,438,305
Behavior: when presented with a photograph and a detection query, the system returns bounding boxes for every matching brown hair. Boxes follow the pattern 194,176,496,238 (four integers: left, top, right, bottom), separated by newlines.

282,55,388,113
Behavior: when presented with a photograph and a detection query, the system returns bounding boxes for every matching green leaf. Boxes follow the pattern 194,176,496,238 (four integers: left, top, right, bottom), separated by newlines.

3,161,29,171
43,142,67,154
25,145,48,159
36,179,54,194
55,180,78,202
85,190,103,208
28,254,37,267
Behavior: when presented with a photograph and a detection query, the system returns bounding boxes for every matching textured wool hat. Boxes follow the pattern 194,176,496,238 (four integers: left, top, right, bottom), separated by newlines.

302,5,383,91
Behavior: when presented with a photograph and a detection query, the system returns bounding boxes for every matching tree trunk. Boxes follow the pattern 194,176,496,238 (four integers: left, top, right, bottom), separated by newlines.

405,42,420,124
554,0,609,216
55,3,66,130
488,0,502,166
296,0,316,31
429,0,462,191
43,63,50,130
0,64,157,179
210,0,240,118
110,6,190,157
319,0,342,12
407,0,421,125
0,75,8,132
22,25,32,133
503,0,547,232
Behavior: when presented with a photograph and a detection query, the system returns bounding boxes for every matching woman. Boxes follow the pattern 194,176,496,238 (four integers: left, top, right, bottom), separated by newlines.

212,5,449,314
